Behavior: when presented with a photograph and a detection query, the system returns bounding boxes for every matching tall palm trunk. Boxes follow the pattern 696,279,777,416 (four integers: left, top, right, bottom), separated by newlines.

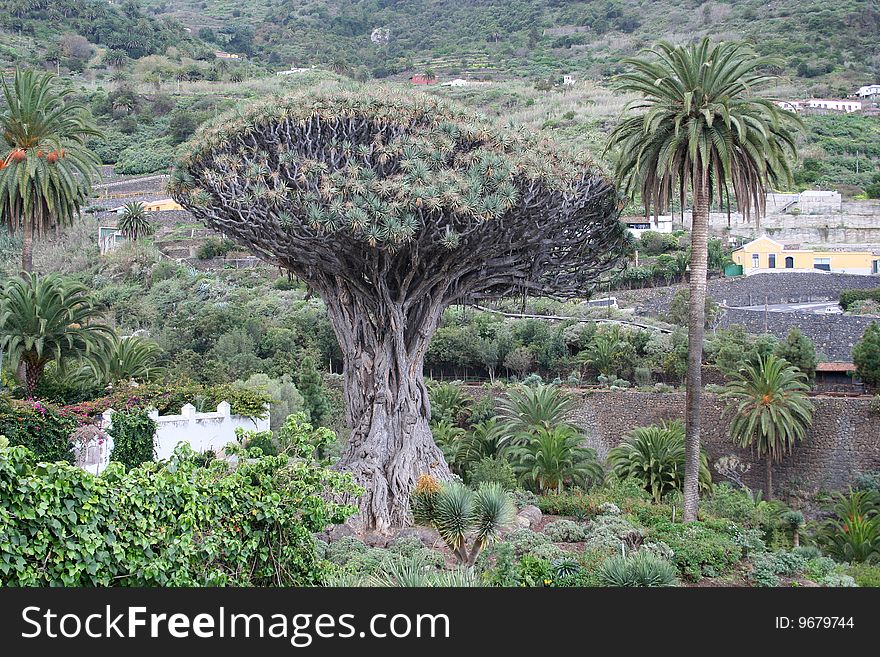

683,168,710,522
21,212,34,274
765,454,773,499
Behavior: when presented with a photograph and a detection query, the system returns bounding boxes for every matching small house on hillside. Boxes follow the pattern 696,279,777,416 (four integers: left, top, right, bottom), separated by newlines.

111,198,183,214
623,215,673,238
98,226,125,254
731,236,879,275
814,362,863,394
856,84,880,98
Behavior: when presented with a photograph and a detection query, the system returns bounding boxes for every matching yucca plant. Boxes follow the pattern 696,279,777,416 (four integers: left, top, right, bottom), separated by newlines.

509,425,603,494
817,490,880,563
722,354,813,498
0,68,102,272
0,273,112,396
117,201,154,240
599,551,678,587
608,420,712,504
411,475,515,565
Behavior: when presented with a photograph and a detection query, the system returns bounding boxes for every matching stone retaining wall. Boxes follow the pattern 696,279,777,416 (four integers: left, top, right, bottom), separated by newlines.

465,386,880,494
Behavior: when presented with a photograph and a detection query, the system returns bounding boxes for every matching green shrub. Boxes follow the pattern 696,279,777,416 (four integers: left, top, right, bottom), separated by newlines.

848,562,880,587
649,520,741,581
598,551,678,587
196,237,237,260
703,483,759,525
839,288,880,311
107,408,157,470
504,528,552,557
542,519,588,542
582,514,643,554
0,418,360,586
537,491,597,519
0,397,77,463
516,555,555,587
466,456,518,490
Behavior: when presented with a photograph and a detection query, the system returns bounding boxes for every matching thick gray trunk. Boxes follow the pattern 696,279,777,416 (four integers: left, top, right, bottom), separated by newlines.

683,172,710,523
325,290,451,532
21,214,33,274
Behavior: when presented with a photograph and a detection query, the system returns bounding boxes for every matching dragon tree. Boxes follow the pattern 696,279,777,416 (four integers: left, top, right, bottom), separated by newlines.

170,88,626,530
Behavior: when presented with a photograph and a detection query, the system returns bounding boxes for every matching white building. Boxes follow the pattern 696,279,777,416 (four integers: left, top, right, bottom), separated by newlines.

856,84,880,98
624,215,673,238
804,99,862,113
441,78,470,87
562,75,576,86
276,67,311,76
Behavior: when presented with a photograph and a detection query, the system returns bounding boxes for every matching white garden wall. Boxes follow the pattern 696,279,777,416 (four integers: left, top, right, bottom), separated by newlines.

77,402,269,475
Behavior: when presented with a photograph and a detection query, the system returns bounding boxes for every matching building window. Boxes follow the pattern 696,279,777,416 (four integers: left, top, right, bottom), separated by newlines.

785,256,794,269
814,257,831,271
873,260,879,275
768,254,776,269
752,253,760,268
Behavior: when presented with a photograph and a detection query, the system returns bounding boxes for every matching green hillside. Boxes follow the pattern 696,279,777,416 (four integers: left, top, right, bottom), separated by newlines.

140,0,878,90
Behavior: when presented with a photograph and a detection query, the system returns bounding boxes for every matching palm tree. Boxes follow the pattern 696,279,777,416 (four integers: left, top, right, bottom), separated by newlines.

509,425,602,494
454,417,509,471
578,330,630,378
722,355,813,498
117,201,154,240
0,273,112,396
497,384,578,439
0,68,102,272
608,420,712,504
606,39,801,521
90,334,164,385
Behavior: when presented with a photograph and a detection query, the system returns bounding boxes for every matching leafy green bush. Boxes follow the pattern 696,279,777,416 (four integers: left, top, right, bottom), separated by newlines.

817,490,880,563
114,139,177,175
839,288,880,312
542,519,588,542
537,491,597,520
649,520,741,581
466,456,518,490
703,483,758,525
0,416,360,586
504,528,552,557
598,551,678,587
196,237,237,260
107,408,157,470
848,562,880,587
0,397,77,463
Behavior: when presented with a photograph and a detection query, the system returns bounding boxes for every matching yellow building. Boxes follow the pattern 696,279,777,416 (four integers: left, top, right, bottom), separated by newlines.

732,236,880,275
113,198,183,214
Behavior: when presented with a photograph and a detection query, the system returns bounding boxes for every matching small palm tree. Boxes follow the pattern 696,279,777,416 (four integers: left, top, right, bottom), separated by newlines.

817,490,880,563
722,355,813,498
454,417,509,471
91,334,164,385
497,384,578,439
606,38,802,521
411,475,515,565
117,201,154,240
509,425,602,494
578,331,630,378
0,273,112,396
608,420,712,504
0,68,102,272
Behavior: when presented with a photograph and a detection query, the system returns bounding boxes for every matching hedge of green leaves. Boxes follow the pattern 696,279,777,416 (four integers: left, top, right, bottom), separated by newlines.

0,397,77,463
0,417,360,586
839,288,880,311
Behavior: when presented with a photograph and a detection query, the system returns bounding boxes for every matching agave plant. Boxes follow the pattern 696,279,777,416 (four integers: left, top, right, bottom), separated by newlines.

117,201,154,240
608,420,712,504
817,490,880,563
509,425,603,494
366,554,480,588
598,551,678,587
411,475,515,565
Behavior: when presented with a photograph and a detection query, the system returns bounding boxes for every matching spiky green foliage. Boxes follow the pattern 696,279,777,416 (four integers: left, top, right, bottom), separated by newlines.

722,355,813,471
598,551,678,587
427,381,471,425
818,490,880,564
454,417,509,470
0,68,101,272
411,480,515,565
171,87,624,298
497,384,578,439
117,202,154,241
90,334,164,385
608,420,713,503
0,273,112,396
509,425,603,494
606,38,801,222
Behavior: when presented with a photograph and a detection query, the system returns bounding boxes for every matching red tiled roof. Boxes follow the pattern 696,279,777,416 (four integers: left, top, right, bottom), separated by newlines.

815,362,855,372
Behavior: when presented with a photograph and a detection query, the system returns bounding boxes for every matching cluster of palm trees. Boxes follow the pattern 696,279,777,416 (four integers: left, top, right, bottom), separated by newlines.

0,273,163,397
430,384,603,494
606,38,804,519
